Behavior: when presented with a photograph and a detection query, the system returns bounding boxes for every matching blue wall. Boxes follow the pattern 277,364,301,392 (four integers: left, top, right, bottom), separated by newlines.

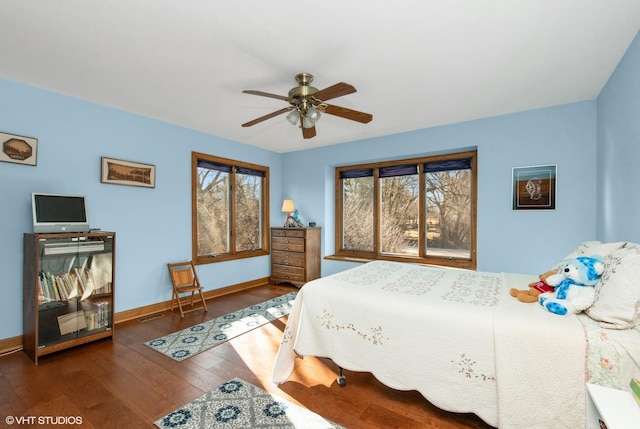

0,79,282,340
282,102,598,277
597,31,640,243
3,29,639,341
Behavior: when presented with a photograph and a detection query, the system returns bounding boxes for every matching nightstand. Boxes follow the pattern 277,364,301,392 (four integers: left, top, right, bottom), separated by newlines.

586,383,640,428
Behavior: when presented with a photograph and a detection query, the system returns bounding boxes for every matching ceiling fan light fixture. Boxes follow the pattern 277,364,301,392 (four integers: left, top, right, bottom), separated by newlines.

306,106,321,123
286,110,299,125
302,116,315,129
242,73,372,139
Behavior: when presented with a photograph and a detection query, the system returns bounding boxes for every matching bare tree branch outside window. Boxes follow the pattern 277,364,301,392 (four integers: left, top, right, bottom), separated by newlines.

192,153,269,264
336,151,476,269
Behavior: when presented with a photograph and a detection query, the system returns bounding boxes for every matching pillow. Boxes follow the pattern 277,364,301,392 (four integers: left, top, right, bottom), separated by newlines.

623,241,640,253
586,247,640,329
552,241,627,271
564,241,627,260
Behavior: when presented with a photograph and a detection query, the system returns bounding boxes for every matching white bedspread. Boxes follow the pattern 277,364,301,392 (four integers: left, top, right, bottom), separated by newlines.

272,261,588,428
494,273,587,429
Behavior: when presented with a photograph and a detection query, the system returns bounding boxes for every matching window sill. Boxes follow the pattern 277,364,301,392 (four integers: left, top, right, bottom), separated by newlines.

324,254,372,263
326,253,476,270
195,249,269,265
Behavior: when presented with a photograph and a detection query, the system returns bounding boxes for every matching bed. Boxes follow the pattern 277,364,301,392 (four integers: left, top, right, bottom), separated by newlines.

272,241,640,429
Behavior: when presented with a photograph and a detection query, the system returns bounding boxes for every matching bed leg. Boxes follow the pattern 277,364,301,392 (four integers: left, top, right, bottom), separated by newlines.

337,366,346,387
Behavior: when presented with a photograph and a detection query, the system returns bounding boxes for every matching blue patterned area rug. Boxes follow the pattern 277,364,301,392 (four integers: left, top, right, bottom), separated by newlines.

145,292,297,362
154,378,344,429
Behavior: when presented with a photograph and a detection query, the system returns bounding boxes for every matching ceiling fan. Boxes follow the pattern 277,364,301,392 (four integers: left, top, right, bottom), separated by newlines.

241,73,373,139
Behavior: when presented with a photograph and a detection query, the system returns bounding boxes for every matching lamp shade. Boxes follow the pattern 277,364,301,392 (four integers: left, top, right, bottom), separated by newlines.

302,116,315,129
281,199,295,213
286,110,299,125
307,106,321,123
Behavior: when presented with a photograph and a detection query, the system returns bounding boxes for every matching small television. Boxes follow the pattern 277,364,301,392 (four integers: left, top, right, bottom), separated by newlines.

31,193,90,233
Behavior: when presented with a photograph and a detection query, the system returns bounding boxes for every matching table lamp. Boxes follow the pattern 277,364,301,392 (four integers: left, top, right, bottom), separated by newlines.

282,199,296,227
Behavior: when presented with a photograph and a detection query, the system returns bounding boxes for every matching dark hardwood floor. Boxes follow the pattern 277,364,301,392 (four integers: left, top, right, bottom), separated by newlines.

0,284,494,428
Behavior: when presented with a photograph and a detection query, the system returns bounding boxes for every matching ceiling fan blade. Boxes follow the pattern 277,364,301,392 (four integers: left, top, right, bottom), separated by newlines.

242,107,291,127
302,126,316,139
313,82,356,102
242,90,289,101
323,104,373,124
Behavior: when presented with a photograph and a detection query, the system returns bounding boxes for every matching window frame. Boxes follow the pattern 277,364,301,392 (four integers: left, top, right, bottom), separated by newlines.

332,150,477,270
191,152,270,265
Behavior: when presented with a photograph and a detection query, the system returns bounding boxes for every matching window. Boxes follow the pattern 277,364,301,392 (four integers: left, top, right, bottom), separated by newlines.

192,152,269,264
335,150,476,269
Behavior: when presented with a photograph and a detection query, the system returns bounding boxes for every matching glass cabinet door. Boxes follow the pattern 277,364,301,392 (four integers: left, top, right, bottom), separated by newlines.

37,235,113,348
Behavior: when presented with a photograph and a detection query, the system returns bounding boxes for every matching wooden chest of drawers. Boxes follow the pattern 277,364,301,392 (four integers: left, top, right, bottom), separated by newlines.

270,227,321,287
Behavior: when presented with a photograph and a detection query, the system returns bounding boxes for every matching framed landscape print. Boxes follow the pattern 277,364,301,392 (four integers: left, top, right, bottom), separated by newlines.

101,157,156,188
512,164,556,210
0,131,38,166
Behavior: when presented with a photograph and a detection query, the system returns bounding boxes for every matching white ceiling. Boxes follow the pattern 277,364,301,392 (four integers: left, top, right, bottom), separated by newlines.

1,1,640,153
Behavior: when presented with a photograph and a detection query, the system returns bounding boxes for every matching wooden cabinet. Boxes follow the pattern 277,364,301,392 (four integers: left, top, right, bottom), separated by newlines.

23,232,115,364
270,227,320,287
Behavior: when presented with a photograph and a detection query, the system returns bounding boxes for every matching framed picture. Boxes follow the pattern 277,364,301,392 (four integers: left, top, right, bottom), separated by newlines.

0,131,38,166
512,164,556,210
101,157,156,188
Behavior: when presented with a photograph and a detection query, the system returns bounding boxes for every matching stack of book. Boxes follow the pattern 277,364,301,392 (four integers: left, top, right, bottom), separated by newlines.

38,267,112,305
631,378,640,406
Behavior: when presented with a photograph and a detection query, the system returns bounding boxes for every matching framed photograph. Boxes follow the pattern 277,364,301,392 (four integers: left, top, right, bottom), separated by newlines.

512,164,556,210
101,157,156,188
0,131,38,166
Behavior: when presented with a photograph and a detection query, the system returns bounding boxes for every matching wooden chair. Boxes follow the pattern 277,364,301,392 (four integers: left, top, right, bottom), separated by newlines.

167,261,208,317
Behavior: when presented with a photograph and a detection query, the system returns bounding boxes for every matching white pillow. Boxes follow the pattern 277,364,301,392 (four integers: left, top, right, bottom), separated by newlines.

564,241,627,260
586,247,640,329
623,241,640,253
552,241,627,271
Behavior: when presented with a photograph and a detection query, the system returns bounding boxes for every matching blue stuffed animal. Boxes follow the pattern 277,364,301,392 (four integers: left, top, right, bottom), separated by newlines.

538,255,604,315
291,209,303,227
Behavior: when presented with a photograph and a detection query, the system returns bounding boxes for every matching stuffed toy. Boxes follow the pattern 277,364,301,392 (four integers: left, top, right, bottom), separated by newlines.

291,209,304,227
509,270,556,303
538,255,604,315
